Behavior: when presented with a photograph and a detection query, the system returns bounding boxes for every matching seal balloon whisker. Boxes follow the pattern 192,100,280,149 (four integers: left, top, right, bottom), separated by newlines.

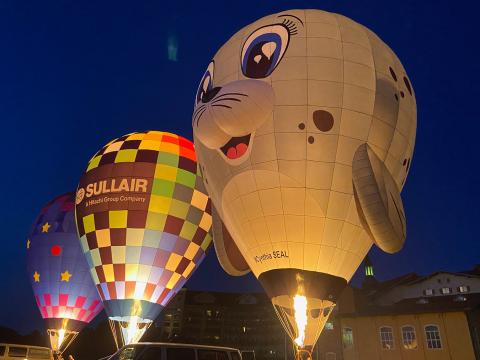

212,104,232,109
194,107,207,126
212,97,242,104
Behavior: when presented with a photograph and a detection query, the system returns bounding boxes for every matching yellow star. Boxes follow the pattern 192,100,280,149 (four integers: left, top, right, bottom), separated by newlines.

41,222,51,233
26,239,30,249
33,271,40,282
60,270,72,282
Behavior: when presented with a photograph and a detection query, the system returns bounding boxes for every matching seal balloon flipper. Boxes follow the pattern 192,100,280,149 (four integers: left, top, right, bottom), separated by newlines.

352,143,406,254
212,207,250,276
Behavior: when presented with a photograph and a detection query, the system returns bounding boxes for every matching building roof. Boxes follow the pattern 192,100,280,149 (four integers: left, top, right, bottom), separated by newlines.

340,292,480,317
341,264,480,317
402,271,480,285
462,264,480,276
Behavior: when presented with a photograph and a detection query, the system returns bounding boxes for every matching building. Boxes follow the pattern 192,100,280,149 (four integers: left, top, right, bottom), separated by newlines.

146,289,295,360
336,260,480,360
144,261,480,360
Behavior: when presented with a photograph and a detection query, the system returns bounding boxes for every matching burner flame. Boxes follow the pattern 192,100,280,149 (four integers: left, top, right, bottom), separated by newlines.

293,295,308,348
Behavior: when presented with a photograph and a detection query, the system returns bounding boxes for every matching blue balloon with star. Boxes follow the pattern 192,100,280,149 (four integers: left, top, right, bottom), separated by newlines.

26,192,103,352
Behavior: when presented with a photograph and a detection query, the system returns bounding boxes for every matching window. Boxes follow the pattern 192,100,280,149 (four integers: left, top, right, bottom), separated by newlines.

198,350,228,360
425,325,442,349
440,287,452,295
325,352,336,360
110,346,138,360
459,285,470,293
424,288,434,296
139,347,163,360
325,321,334,330
379,326,395,349
28,348,51,359
401,325,417,349
241,351,255,360
342,327,354,349
8,346,28,357
0,346,5,356
166,348,195,360
230,352,241,360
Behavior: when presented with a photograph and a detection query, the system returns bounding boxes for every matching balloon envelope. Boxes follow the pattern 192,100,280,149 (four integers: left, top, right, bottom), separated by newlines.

26,193,103,352
75,131,212,345
192,9,416,353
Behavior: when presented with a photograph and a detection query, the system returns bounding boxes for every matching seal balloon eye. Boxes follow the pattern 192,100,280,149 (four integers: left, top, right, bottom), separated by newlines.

196,61,214,104
241,24,290,79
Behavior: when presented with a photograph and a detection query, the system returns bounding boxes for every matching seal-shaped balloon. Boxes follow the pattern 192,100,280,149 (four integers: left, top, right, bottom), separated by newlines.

192,9,416,355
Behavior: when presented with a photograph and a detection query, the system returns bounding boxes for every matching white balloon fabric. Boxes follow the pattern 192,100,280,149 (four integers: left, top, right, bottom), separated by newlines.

192,9,416,352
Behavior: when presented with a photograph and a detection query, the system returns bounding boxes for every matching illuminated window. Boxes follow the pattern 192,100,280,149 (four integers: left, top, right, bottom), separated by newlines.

379,326,395,349
425,325,442,349
424,288,434,296
401,325,417,349
342,327,354,349
440,287,451,295
458,285,470,293
325,322,334,330
366,265,374,276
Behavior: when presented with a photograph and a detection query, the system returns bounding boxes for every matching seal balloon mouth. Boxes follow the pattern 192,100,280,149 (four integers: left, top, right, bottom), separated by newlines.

220,134,251,160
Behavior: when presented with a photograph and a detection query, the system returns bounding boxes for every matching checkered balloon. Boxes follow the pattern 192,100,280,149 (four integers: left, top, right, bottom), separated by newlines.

75,131,212,323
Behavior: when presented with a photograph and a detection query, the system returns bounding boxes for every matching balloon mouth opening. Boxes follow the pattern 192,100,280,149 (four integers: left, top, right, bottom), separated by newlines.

47,327,78,353
258,269,347,351
109,316,153,347
219,133,251,160
295,348,313,360
272,294,335,352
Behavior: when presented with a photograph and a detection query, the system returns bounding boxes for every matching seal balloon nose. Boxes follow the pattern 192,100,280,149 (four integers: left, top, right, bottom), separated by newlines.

202,86,222,103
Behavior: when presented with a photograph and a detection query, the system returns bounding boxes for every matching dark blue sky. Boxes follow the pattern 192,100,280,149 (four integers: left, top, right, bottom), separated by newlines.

1,0,479,333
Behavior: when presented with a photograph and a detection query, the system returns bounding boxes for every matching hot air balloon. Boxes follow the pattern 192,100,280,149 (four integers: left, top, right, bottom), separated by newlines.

75,131,212,346
192,9,416,358
26,193,103,354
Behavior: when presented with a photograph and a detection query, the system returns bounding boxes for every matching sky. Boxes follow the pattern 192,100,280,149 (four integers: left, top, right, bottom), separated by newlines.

0,0,479,333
